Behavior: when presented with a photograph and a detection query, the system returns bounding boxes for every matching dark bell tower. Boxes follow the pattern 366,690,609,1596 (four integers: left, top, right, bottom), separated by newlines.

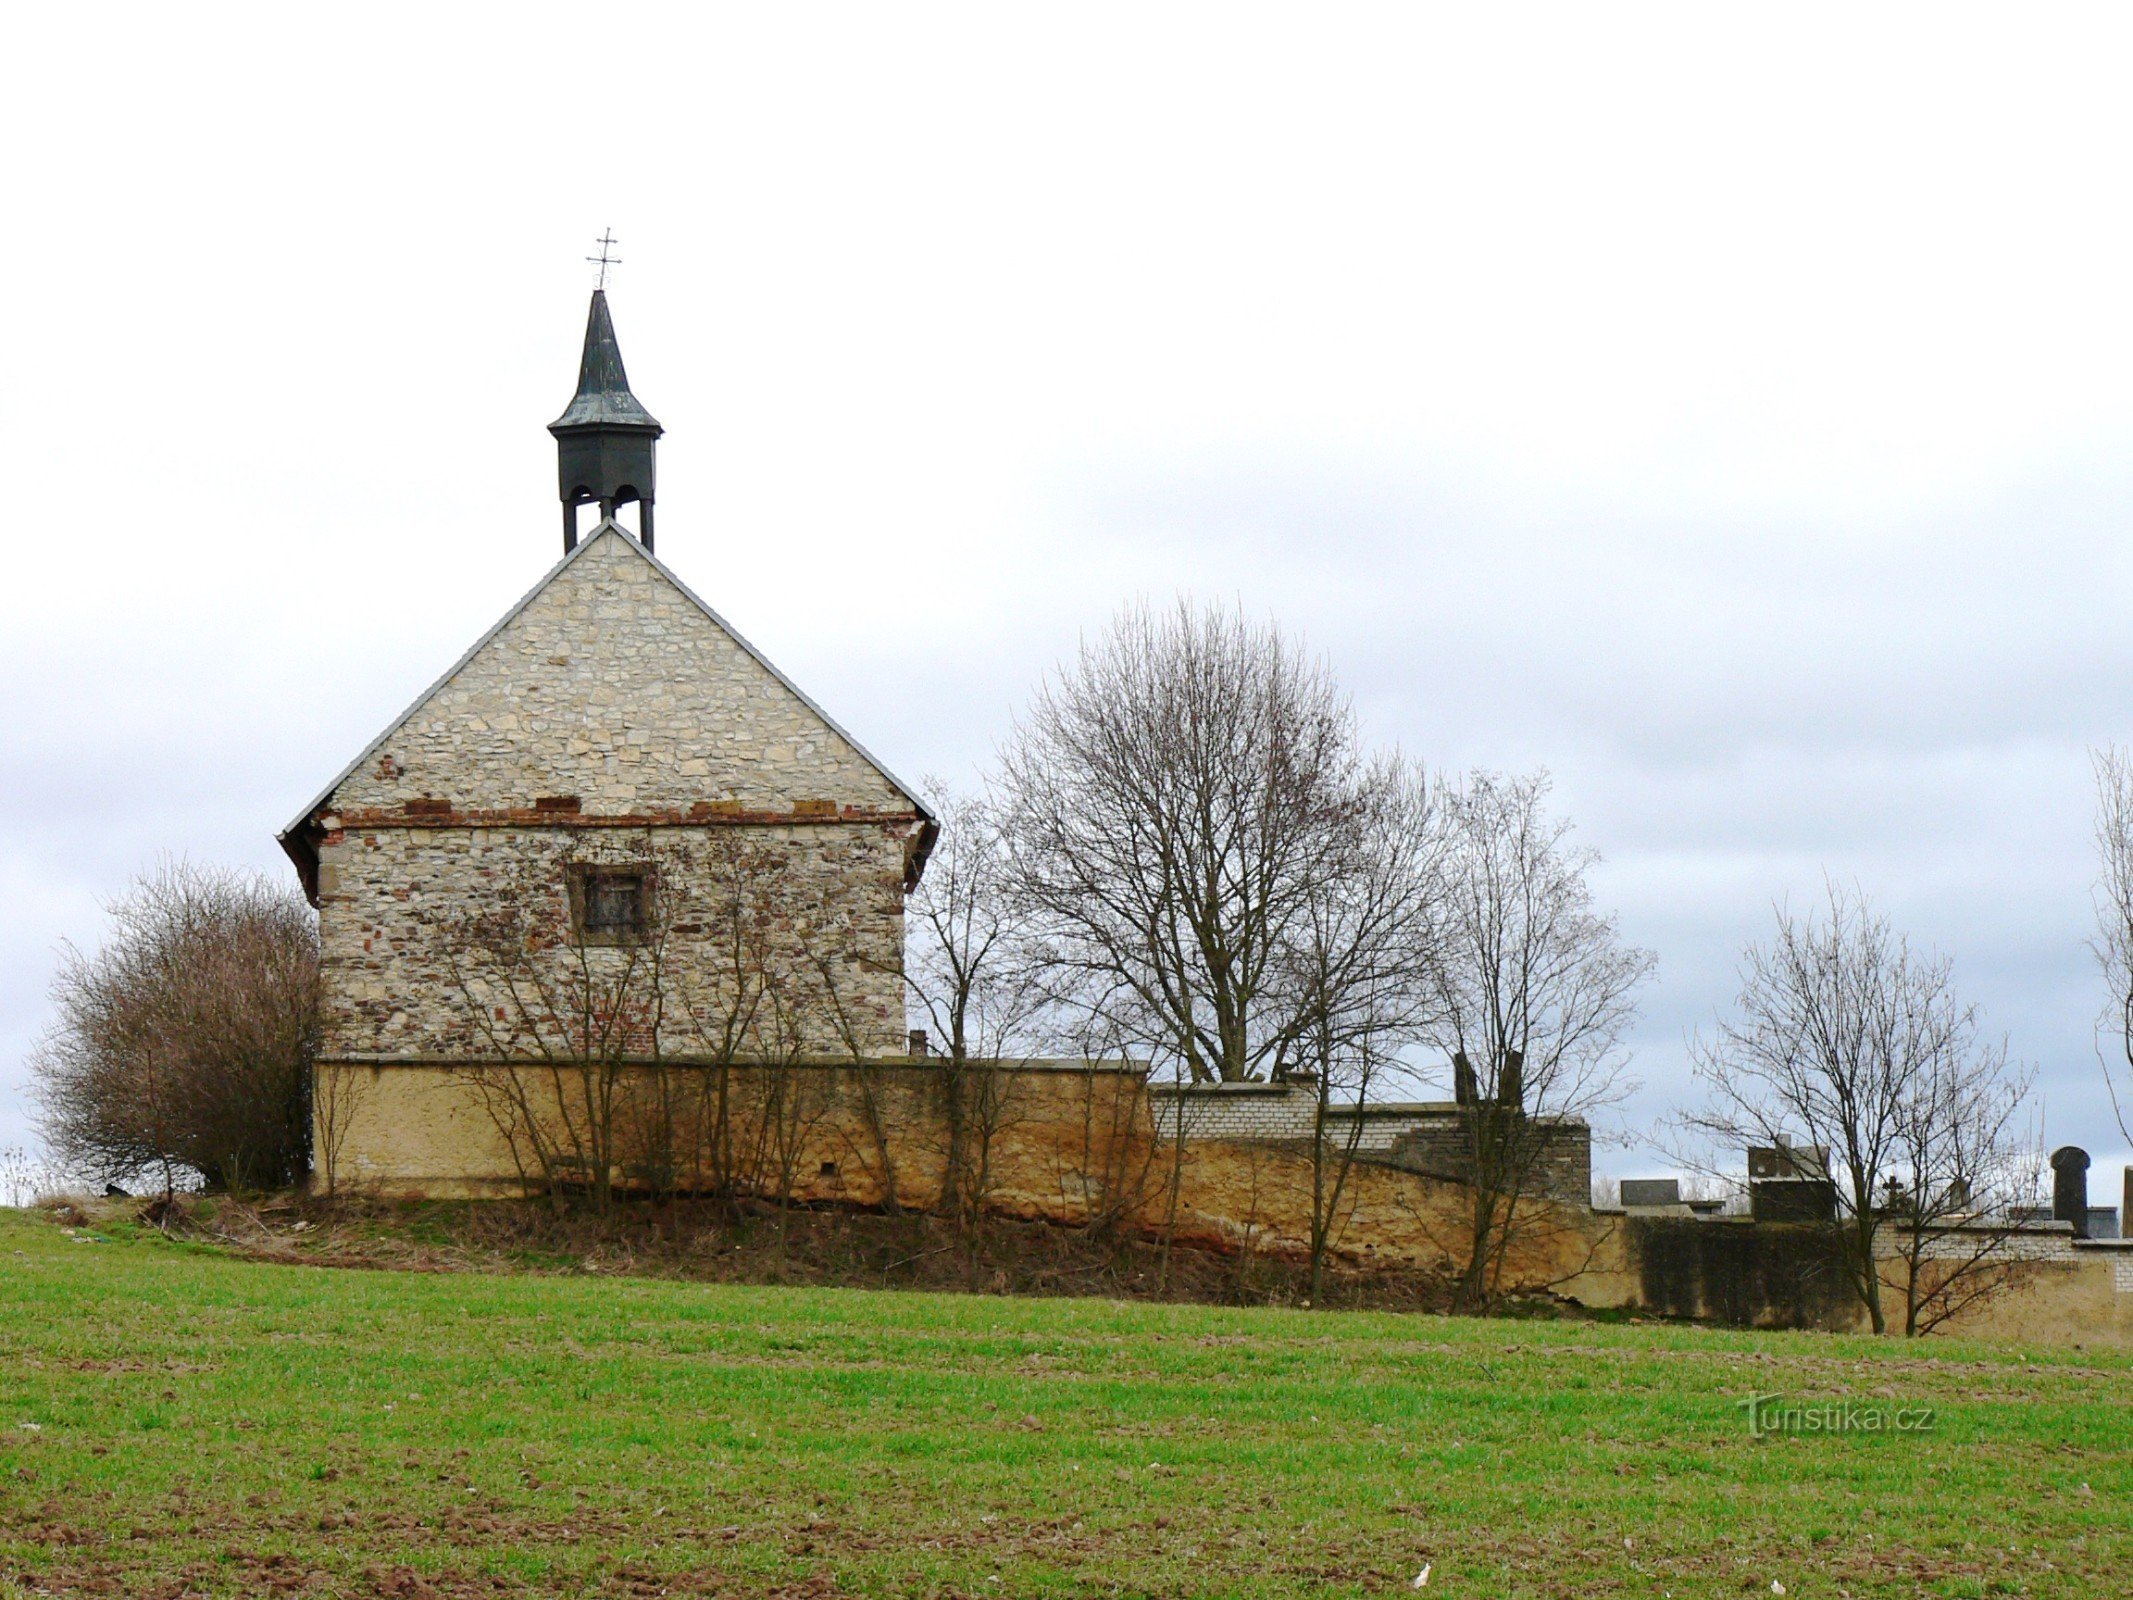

549,289,663,553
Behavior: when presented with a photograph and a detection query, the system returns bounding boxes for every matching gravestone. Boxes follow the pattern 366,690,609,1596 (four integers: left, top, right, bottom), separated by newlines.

1620,1178,1682,1208
2051,1146,2091,1239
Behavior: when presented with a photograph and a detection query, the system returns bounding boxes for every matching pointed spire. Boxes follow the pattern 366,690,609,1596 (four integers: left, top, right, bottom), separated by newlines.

549,290,662,431
549,289,663,553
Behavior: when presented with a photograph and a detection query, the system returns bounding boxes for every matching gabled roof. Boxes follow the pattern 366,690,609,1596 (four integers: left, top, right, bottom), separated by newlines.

278,522,935,887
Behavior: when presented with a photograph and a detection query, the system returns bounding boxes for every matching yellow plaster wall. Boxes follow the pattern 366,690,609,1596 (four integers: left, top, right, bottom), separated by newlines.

314,1058,1157,1221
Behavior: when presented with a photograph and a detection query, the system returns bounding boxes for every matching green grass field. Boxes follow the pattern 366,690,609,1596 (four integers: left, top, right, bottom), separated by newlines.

1,1207,2127,1598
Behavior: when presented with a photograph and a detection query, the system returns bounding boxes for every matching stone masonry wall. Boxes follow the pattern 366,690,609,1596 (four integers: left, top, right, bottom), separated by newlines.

1385,1117,1593,1208
317,822,910,1059
1151,1080,1592,1205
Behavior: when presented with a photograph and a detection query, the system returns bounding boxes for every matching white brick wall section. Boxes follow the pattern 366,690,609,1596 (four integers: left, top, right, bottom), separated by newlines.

1152,1084,1319,1141
1902,1229,2081,1263
1152,1084,1432,1149
2115,1255,2133,1294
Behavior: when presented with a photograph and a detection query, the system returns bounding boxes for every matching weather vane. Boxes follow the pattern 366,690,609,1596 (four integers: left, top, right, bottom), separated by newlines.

587,229,621,291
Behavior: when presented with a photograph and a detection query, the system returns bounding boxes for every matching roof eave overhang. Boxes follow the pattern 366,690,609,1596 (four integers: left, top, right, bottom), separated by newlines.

278,820,322,908
904,816,941,893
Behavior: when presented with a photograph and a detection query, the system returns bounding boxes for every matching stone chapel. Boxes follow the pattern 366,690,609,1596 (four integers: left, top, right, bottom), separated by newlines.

253,302,2133,1342
279,292,937,1193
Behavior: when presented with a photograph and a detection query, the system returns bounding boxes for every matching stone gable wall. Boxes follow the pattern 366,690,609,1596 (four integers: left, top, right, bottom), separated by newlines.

327,530,910,817
317,821,911,1059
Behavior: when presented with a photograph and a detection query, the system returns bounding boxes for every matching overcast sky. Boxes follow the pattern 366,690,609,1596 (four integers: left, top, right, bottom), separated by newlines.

6,6,2133,1201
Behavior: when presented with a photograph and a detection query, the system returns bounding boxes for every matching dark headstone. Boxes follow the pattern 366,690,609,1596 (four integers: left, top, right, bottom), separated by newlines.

1452,1052,1477,1106
1748,1144,1831,1181
1620,1178,1682,1208
1499,1049,1524,1109
1750,1178,1838,1223
2051,1146,2091,1238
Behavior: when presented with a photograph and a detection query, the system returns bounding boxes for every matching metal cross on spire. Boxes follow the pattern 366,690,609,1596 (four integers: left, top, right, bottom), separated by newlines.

586,229,621,291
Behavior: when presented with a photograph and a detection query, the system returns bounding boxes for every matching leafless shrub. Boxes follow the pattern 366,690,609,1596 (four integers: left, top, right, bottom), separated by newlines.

1058,1011,1162,1237
441,832,860,1218
442,839,671,1212
0,1147,62,1208
30,860,318,1195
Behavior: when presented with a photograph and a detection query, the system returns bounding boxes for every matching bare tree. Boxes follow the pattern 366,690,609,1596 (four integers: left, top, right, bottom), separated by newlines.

1285,759,1444,1299
2088,746,2133,1147
999,598,1383,1084
1424,771,1652,1310
1683,882,2036,1336
1880,1049,2040,1336
900,786,1046,1231
32,861,319,1196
